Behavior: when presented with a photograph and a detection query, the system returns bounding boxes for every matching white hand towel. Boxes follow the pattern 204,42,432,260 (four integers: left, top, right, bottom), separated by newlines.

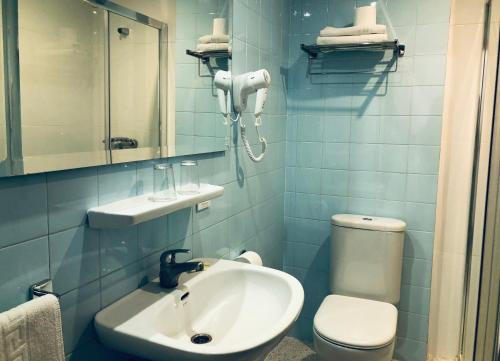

0,295,64,361
196,43,230,53
320,25,387,37
316,33,389,46
198,34,230,44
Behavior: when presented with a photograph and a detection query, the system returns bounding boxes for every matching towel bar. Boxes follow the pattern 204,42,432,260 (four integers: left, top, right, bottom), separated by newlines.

30,279,60,299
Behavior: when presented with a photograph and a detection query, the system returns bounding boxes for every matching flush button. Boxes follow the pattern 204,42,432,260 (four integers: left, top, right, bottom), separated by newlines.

362,217,373,221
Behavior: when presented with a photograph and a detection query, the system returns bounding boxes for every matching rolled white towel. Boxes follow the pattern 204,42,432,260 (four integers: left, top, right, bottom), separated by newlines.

198,34,230,44
320,25,387,37
196,42,230,53
316,33,388,46
355,5,377,26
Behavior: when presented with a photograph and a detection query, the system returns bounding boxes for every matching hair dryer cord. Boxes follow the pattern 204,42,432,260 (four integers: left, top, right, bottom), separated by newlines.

239,115,267,163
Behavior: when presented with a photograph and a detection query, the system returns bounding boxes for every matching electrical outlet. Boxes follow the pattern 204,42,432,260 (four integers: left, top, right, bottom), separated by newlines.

197,200,211,212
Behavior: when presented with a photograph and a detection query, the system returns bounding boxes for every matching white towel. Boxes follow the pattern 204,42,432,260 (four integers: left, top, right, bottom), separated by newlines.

196,43,230,53
0,295,64,361
316,33,389,46
319,25,387,37
198,34,230,44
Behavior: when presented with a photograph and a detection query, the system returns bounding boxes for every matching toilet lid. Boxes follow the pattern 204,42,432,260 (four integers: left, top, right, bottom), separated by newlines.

314,295,398,349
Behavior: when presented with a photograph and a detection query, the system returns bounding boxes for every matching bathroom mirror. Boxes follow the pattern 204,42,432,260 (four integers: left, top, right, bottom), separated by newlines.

0,0,231,177
173,0,232,156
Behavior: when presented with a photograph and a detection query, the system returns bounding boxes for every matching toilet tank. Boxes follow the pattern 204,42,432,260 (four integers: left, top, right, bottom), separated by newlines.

330,214,406,304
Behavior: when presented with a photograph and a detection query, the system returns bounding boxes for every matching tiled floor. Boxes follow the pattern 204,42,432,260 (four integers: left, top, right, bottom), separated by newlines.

265,337,319,361
265,337,400,361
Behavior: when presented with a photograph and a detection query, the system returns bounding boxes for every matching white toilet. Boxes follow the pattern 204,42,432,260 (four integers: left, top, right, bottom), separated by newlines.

313,214,406,361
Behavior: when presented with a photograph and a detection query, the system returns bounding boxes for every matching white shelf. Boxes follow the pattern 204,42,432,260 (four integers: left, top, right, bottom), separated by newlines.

88,184,224,229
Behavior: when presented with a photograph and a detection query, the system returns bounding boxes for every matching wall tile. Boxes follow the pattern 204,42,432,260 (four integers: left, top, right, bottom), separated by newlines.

100,262,141,308
60,280,100,354
410,116,442,145
417,0,451,25
411,86,445,116
0,174,48,249
379,145,408,173
0,236,49,312
415,23,450,55
413,55,447,86
295,167,322,194
322,115,351,143
138,216,169,257
297,115,323,142
350,116,380,143
100,227,139,276
296,142,323,168
395,337,428,361
294,193,322,220
349,144,380,171
47,168,98,233
97,163,137,205
380,116,411,144
320,195,349,221
400,284,431,315
408,145,441,174
321,169,349,196
406,174,438,203
405,202,437,232
405,230,434,260
50,226,100,294
397,311,430,342
192,221,229,259
322,143,349,169
168,208,193,243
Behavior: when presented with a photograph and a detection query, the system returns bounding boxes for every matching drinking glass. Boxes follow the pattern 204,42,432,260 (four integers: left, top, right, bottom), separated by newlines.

151,163,177,201
179,160,200,195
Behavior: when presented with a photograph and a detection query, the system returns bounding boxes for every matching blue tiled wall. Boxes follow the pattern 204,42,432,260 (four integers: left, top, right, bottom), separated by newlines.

285,1,450,361
0,1,289,360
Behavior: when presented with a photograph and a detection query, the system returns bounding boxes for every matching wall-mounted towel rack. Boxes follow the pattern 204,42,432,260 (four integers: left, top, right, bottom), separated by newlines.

30,279,60,299
300,40,405,76
186,49,231,77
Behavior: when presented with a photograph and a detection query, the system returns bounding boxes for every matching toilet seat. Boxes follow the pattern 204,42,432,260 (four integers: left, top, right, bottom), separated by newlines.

313,295,398,350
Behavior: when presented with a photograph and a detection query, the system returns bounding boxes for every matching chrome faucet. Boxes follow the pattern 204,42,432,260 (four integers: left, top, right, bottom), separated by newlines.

159,249,204,288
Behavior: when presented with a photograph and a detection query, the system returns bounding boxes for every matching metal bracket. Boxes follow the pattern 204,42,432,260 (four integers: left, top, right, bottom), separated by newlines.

30,279,60,299
301,40,406,76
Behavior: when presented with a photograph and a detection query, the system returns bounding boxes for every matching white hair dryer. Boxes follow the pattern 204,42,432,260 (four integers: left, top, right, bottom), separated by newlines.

232,69,271,163
214,70,231,124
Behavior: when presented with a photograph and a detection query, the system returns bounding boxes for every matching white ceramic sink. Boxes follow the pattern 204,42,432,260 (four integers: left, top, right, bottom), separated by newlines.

95,259,304,361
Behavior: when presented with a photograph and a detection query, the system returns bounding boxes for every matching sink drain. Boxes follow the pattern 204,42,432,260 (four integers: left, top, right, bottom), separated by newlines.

191,334,212,344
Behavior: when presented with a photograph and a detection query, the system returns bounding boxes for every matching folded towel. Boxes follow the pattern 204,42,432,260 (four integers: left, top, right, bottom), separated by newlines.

198,34,230,44
320,25,387,37
316,33,389,46
0,295,64,361
196,43,230,53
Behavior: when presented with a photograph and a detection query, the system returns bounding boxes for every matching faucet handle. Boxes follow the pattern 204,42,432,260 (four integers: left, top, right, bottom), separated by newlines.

160,249,191,265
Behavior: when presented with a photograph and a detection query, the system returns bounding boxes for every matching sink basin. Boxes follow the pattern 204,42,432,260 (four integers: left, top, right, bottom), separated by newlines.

95,259,304,361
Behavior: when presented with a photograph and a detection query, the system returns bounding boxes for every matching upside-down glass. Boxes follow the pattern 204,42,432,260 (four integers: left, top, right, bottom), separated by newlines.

151,163,177,201
179,160,200,195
